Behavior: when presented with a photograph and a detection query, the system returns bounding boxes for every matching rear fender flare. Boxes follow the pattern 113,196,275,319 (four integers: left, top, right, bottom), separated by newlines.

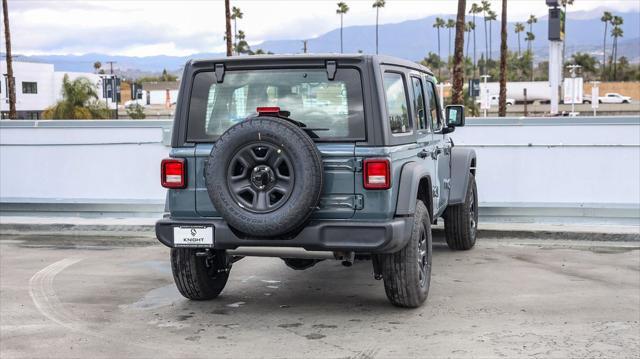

448,148,476,205
395,161,433,218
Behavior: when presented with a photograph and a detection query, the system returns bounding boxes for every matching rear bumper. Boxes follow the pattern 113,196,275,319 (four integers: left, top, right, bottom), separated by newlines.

155,217,413,254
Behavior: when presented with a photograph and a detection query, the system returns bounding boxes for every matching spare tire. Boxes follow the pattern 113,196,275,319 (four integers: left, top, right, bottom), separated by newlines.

205,117,323,237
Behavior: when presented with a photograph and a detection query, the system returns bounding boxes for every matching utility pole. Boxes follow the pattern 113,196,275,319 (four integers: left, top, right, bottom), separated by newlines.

2,0,16,119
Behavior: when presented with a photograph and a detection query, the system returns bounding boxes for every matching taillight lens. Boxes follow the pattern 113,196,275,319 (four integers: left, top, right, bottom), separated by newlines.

161,158,186,188
363,159,390,190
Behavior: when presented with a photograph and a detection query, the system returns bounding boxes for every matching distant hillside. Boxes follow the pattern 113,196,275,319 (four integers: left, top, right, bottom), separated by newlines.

15,7,639,75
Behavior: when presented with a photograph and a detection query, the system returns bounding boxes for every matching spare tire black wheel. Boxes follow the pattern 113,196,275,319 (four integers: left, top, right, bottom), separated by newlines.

205,117,323,237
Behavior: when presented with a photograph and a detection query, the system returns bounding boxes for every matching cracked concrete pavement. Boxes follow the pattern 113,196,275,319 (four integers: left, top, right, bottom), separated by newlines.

0,234,638,358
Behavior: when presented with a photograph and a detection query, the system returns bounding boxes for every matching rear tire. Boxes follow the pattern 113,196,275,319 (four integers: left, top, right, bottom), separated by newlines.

444,174,478,250
171,249,229,300
381,200,432,308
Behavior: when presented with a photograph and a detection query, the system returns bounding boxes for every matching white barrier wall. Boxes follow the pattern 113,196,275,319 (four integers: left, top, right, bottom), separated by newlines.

0,117,638,221
451,118,640,208
0,121,170,209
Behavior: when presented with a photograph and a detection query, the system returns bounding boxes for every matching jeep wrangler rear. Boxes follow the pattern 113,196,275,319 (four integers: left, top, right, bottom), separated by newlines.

156,54,477,308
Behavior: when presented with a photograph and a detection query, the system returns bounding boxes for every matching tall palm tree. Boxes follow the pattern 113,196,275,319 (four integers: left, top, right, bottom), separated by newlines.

600,11,613,79
336,2,349,53
231,6,243,55
465,21,475,60
486,10,497,61
481,0,491,62
469,3,482,73
224,0,232,56
499,0,507,117
525,31,535,80
446,19,456,62
514,22,525,56
561,0,574,66
372,0,385,55
611,16,624,80
2,0,16,119
526,14,537,52
451,0,467,105
433,17,445,76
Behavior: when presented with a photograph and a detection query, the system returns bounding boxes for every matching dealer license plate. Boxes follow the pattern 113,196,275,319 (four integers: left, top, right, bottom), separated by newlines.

173,226,213,247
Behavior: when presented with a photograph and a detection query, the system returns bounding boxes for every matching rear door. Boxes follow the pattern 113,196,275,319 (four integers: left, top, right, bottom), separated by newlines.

424,79,451,214
190,66,364,219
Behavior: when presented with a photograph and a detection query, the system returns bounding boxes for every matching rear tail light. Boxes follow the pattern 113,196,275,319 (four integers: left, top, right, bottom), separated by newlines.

363,159,391,190
256,106,281,115
161,158,186,188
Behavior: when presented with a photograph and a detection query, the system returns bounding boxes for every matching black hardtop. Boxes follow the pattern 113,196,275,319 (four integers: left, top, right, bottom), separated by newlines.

188,53,434,76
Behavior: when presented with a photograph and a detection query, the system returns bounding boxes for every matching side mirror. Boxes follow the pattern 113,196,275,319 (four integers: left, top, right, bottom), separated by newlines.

445,105,465,127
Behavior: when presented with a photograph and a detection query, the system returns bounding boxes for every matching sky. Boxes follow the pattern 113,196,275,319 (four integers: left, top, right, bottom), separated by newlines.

2,0,639,57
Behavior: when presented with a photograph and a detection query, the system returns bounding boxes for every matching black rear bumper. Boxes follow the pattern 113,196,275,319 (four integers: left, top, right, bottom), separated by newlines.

155,217,413,254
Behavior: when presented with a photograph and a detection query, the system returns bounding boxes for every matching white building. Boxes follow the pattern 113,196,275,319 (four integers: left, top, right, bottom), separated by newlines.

0,60,114,119
141,81,180,106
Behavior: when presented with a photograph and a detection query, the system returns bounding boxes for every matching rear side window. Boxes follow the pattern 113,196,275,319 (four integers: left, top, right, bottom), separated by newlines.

383,72,411,134
411,77,427,130
187,68,365,141
424,80,442,131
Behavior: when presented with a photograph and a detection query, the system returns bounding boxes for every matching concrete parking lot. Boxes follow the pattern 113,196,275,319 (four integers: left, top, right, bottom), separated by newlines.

1,233,638,358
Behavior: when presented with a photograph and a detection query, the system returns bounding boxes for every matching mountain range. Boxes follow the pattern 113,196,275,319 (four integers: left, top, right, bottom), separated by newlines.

12,7,640,76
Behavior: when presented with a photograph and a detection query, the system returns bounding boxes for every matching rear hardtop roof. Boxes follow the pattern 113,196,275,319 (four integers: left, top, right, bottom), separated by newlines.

189,53,434,76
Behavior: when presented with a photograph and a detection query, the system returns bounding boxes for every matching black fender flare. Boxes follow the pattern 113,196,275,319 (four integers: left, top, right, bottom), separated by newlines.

448,147,476,205
395,161,433,216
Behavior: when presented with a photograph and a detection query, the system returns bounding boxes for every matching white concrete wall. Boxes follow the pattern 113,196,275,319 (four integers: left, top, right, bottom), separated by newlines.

451,118,640,208
0,118,638,220
148,90,179,105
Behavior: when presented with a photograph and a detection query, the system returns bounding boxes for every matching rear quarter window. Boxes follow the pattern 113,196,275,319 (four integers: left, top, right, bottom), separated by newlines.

383,72,411,134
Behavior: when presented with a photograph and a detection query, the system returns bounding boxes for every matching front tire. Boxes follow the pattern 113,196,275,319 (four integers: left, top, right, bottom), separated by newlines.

444,174,478,250
381,200,432,308
171,249,229,300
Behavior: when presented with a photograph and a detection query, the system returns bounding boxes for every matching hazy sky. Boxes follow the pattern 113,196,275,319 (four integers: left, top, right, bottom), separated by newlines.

3,0,638,56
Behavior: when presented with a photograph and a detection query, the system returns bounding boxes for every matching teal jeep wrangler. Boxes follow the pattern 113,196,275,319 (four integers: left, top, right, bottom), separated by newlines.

156,54,477,308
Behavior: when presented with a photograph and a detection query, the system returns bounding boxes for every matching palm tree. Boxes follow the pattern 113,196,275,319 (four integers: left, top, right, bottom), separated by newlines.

433,17,445,76
514,22,525,56
336,2,349,53
231,6,243,55
486,10,497,61
469,3,482,72
446,19,456,62
481,0,491,62
465,21,475,60
561,0,574,66
451,0,467,105
224,0,232,56
2,0,16,119
499,0,507,117
526,14,537,52
611,17,624,80
372,0,385,55
42,75,110,119
525,31,535,80
600,11,613,79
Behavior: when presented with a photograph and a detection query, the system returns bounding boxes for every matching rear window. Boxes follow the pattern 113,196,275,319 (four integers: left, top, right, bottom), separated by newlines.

187,68,365,141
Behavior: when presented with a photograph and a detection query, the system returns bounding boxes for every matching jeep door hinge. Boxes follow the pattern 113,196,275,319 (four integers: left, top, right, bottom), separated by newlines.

443,179,451,189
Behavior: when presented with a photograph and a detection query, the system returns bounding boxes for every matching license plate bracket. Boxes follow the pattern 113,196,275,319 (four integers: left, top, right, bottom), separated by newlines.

173,226,214,247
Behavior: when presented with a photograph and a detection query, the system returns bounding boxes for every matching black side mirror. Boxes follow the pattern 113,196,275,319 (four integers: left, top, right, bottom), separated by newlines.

445,105,465,127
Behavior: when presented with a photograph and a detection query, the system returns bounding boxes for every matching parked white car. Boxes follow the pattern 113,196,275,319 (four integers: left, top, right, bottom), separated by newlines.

583,93,632,104
475,95,515,106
